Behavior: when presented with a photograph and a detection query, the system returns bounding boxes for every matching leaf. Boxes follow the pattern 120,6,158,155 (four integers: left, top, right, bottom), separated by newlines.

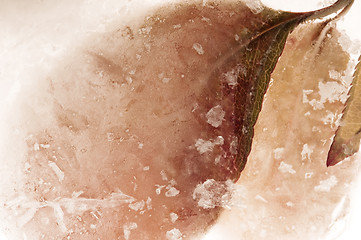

327,55,361,166
226,0,353,179
74,0,353,184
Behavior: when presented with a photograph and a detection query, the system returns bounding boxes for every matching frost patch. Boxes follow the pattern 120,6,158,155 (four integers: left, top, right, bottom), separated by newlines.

192,179,231,209
329,70,343,80
221,66,245,88
303,90,314,103
159,73,171,83
128,200,145,211
322,111,342,129
305,172,314,179
138,26,152,35
255,195,268,203
166,228,183,240
123,222,137,240
192,43,204,55
215,155,222,164
155,185,165,195
206,105,225,127
51,203,67,232
234,34,240,41
319,81,348,104
303,81,348,110
314,175,338,192
160,170,168,181
273,148,285,160
34,143,50,151
243,0,264,14
170,212,178,223
165,187,180,197
338,30,361,55
201,17,212,25
126,76,133,84
195,136,224,154
146,197,152,210
278,161,296,174
229,136,238,155
301,144,313,161
48,162,64,182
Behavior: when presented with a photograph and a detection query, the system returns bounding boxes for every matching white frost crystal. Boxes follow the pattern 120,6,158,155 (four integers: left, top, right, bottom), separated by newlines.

303,81,348,110
222,67,240,88
124,222,138,240
192,43,204,55
170,212,179,223
243,0,264,14
206,105,225,128
128,200,145,211
195,136,224,154
273,148,285,160
314,176,338,192
278,161,296,174
165,187,180,197
48,161,65,182
192,179,230,209
301,144,313,161
166,228,183,240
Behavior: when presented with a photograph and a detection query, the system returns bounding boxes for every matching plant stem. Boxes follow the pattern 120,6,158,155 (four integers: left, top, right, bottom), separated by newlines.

304,0,354,22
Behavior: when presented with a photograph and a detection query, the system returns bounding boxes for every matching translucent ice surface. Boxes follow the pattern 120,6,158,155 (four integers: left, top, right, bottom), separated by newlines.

0,0,361,239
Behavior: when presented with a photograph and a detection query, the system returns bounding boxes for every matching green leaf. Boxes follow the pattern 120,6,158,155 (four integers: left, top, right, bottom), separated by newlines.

327,55,361,166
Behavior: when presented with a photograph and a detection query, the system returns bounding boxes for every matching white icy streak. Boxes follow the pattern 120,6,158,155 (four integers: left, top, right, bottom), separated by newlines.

48,161,65,182
278,161,296,174
5,191,135,230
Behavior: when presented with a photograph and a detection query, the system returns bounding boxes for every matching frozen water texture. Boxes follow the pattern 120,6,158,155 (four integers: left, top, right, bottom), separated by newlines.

273,148,284,160
165,187,180,197
243,0,264,14
222,66,245,88
206,105,225,128
195,136,224,154
124,222,138,240
278,161,296,174
166,228,183,240
192,43,204,55
128,200,145,211
193,179,231,209
170,212,179,223
301,144,313,161
314,175,338,192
